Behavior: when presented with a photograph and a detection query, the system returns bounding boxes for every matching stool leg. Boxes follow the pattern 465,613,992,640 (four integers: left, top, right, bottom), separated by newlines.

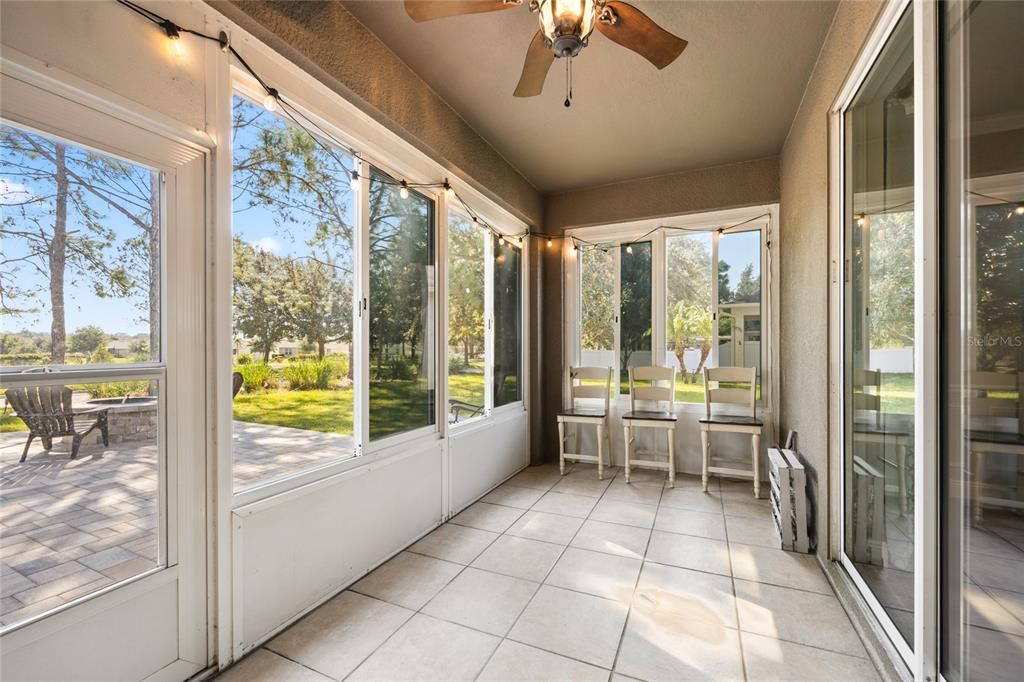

623,424,631,484
752,431,761,499
596,423,605,481
701,428,710,492
558,421,566,476
667,427,676,489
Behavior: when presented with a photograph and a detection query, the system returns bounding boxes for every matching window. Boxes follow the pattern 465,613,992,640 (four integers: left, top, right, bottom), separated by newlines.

840,5,915,651
447,213,485,421
367,168,436,440
230,94,356,491
572,221,770,407
1,123,163,627
493,235,522,407
718,229,763,393
666,232,713,402
620,242,652,393
663,229,763,403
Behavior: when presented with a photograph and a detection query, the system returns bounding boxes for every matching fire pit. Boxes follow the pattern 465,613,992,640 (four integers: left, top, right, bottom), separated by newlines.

82,396,159,445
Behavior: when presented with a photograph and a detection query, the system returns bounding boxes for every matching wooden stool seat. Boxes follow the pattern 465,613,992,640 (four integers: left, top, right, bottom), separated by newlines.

623,366,677,487
558,367,613,480
700,366,763,498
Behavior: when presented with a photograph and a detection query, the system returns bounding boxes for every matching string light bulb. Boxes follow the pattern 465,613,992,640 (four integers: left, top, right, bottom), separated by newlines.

161,20,183,57
263,88,279,112
349,169,360,191
625,244,634,255
1014,205,1024,216
499,235,505,245
444,180,455,200
399,180,409,199
547,238,553,248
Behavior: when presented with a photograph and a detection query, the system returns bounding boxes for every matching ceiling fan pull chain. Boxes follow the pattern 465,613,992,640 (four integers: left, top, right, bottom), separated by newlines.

564,56,573,108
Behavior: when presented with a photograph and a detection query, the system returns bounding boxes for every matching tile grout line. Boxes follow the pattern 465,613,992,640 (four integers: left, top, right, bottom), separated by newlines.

608,471,665,678
720,477,750,682
338,487,524,681
477,463,649,680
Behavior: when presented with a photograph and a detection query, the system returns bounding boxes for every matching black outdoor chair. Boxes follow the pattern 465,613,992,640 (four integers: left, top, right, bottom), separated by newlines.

448,398,484,424
5,385,109,462
232,371,244,399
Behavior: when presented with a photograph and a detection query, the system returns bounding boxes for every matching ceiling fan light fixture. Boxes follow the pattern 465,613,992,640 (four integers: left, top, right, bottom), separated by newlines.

537,0,598,58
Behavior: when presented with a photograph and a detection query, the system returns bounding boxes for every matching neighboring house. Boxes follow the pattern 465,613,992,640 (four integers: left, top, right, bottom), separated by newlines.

106,339,133,358
232,338,350,358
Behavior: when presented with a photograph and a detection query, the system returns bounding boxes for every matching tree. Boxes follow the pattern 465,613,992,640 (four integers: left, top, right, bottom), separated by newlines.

667,301,713,381
447,217,485,365
284,257,351,360
1,125,158,364
579,248,616,352
666,235,713,380
69,325,109,355
233,237,291,362
734,264,761,303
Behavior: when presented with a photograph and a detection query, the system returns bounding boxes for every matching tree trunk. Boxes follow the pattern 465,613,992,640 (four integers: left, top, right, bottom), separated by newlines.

148,174,161,361
674,347,688,379
464,341,470,366
694,344,711,382
317,339,326,359
49,143,68,365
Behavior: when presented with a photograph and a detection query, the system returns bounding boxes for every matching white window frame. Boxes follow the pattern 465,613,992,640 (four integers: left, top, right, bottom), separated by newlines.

563,204,779,429
0,66,208,667
827,0,939,678
224,59,528,507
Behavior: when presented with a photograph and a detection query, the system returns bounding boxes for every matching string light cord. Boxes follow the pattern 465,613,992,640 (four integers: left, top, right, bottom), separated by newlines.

114,0,530,245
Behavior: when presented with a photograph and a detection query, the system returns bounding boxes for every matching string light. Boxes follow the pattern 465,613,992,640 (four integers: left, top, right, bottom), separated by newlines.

161,20,183,57
498,235,505,245
116,0,535,246
625,244,633,255
547,238,553,248
263,87,279,112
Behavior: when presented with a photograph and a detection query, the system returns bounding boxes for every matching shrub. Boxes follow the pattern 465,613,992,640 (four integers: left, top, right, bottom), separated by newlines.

0,353,50,366
236,353,253,365
238,363,273,392
283,358,333,390
70,381,153,399
327,353,350,379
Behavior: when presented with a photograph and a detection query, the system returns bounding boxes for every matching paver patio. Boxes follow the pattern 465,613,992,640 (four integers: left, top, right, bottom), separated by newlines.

0,421,353,628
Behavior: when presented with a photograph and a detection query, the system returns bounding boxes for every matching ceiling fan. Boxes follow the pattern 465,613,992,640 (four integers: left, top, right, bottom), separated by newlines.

404,0,687,104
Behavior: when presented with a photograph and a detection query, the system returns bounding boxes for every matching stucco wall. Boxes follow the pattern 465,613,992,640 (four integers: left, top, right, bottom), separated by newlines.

540,158,781,460
778,0,884,556
212,0,542,228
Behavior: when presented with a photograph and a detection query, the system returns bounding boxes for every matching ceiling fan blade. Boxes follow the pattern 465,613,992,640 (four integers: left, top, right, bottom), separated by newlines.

513,31,555,98
404,1,517,23
597,1,687,69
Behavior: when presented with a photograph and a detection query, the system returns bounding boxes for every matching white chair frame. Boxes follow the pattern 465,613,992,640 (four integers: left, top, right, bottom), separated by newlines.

622,366,677,487
557,366,613,479
700,366,763,498
968,371,1024,525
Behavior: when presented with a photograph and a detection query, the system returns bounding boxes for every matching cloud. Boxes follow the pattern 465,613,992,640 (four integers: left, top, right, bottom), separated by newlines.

0,178,35,203
252,236,281,253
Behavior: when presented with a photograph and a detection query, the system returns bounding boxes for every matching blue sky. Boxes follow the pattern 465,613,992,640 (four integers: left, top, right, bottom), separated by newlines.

1,98,354,339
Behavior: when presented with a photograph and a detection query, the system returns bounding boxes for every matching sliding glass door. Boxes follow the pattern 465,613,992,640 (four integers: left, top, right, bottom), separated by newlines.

941,1,1024,680
840,3,917,655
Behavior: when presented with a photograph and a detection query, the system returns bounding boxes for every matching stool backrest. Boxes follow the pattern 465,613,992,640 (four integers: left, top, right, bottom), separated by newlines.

567,366,612,412
852,368,882,428
703,366,756,419
628,366,676,413
968,371,1024,435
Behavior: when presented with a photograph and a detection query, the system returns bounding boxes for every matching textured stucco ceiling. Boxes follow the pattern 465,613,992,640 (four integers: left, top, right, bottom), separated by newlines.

342,0,838,192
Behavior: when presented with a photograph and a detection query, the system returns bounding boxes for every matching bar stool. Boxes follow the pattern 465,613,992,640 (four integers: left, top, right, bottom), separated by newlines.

622,366,677,487
699,366,763,497
557,366,613,480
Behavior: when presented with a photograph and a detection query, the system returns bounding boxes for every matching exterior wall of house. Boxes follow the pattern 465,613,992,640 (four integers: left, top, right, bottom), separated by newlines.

778,0,885,556
540,158,781,459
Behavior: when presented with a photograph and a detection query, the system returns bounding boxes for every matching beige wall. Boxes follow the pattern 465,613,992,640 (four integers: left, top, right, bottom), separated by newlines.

539,158,781,459
778,0,884,556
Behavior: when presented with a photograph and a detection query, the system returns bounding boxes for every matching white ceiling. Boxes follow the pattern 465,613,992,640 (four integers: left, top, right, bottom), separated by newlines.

342,1,838,193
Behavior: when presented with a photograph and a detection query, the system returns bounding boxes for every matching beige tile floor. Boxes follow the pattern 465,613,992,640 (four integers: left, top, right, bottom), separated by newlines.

216,463,881,682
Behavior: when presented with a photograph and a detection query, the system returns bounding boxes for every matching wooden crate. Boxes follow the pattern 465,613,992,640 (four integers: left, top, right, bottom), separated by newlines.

767,448,810,553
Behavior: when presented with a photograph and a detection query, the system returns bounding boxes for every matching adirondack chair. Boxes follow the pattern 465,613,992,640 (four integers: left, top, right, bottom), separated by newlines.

5,385,109,462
